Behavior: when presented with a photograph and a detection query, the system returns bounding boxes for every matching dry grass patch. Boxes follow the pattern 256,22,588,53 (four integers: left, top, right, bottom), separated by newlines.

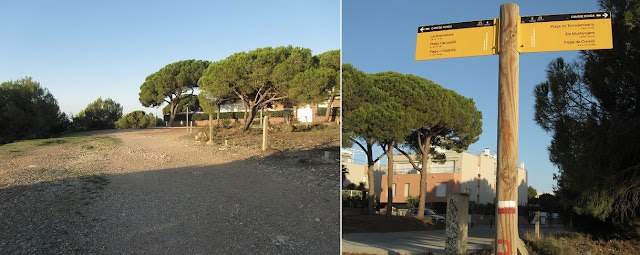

523,231,640,255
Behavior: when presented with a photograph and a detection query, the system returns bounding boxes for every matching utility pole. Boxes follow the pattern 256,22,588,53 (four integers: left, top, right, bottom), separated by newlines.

496,3,519,255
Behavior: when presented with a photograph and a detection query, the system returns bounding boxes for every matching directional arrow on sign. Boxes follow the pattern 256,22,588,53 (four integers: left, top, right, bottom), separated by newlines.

603,12,608,18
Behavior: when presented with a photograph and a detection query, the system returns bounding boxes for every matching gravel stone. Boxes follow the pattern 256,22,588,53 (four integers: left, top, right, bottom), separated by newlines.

0,128,339,254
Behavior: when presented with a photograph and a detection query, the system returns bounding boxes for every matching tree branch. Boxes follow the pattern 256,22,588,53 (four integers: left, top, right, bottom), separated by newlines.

394,144,421,171
351,138,366,152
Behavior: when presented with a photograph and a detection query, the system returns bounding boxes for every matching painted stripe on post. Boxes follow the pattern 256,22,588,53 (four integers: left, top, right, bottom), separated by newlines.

498,239,512,255
498,208,516,214
497,200,516,214
498,200,516,208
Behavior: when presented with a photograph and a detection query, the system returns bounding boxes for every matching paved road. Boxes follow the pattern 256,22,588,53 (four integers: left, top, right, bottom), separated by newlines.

342,225,565,254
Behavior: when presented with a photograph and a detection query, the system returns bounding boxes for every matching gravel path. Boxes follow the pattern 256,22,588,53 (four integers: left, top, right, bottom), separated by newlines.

1,128,339,254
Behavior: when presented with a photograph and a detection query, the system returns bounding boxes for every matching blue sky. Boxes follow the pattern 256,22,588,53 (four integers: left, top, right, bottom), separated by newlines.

0,0,339,116
343,0,604,194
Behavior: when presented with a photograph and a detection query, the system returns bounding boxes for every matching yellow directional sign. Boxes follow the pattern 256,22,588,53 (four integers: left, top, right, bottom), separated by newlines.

518,12,612,53
415,19,497,60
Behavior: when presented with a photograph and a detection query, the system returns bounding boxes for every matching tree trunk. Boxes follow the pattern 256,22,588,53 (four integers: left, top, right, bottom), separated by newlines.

168,102,177,127
241,104,259,131
386,141,394,217
417,135,433,220
241,101,249,127
366,142,376,215
216,105,221,126
325,90,336,122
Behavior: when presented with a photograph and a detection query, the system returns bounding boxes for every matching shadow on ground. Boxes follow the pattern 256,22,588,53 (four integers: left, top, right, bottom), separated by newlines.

0,147,339,254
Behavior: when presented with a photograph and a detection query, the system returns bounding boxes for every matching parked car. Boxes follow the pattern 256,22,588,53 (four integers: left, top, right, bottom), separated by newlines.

405,208,445,224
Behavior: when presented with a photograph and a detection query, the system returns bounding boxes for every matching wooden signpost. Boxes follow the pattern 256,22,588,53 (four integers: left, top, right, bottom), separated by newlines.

415,3,612,255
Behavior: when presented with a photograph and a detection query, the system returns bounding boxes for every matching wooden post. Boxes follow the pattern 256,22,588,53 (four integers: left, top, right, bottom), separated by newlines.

535,211,540,238
207,114,214,145
262,116,269,150
496,3,520,255
186,105,190,134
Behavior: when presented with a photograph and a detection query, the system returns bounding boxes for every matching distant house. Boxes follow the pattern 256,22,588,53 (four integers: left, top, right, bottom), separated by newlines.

343,148,528,207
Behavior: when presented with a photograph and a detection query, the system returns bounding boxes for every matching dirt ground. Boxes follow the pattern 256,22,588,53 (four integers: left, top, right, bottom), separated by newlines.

0,126,339,254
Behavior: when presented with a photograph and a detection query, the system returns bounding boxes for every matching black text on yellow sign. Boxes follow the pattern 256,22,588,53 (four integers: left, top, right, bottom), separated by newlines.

415,20,497,60
518,12,612,53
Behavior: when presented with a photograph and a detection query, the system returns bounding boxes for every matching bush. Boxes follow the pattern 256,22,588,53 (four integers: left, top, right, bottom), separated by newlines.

342,189,366,208
523,232,576,255
469,202,496,215
115,111,157,129
316,107,340,117
0,77,70,144
73,98,122,131
191,113,209,121
407,196,419,208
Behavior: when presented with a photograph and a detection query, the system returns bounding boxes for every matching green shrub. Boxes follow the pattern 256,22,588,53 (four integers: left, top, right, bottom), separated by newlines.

191,113,209,121
115,111,155,129
523,232,573,255
342,189,366,208
0,77,70,144
73,98,123,131
407,196,419,208
316,107,341,116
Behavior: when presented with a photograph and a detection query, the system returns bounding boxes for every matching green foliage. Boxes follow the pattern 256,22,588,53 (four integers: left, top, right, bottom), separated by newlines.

162,94,200,114
342,189,366,208
406,196,419,208
199,46,319,130
73,98,122,131
528,186,538,200
289,50,340,106
139,59,209,125
469,202,495,215
197,91,217,115
316,107,340,117
523,233,573,255
533,0,640,230
290,123,337,133
115,111,157,129
0,77,70,144
343,65,483,217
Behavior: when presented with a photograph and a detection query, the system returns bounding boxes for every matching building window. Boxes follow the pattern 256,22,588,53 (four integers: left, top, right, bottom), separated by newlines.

436,182,447,197
404,183,410,197
431,160,456,173
392,183,396,197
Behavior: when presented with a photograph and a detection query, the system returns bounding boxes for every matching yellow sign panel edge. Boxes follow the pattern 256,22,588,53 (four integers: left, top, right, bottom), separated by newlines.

517,17,613,53
414,19,498,61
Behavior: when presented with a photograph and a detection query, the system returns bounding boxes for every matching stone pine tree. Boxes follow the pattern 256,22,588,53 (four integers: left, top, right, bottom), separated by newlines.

370,72,416,217
289,50,340,122
533,0,640,235
199,46,314,131
393,74,483,220
139,59,209,127
342,63,383,215
342,65,415,216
